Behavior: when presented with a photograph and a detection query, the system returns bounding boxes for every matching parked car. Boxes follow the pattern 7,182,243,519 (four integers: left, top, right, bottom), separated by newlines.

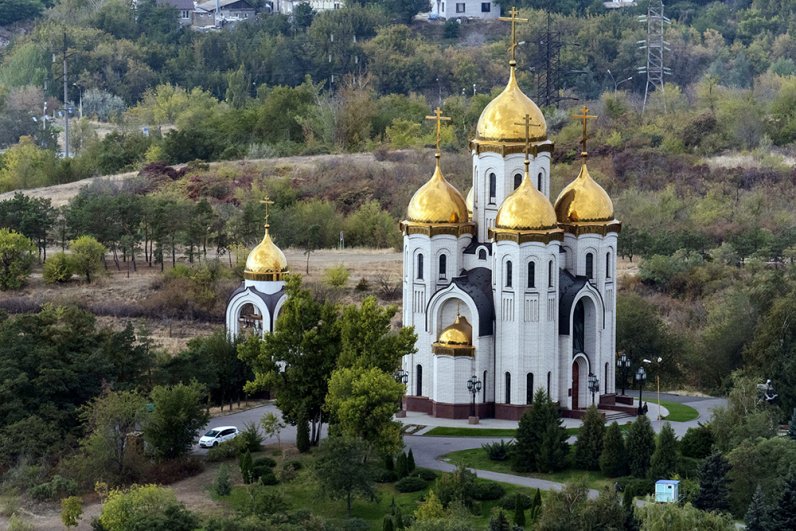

198,426,239,448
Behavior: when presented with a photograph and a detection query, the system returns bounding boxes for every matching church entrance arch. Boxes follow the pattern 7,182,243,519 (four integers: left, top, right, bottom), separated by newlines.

572,354,589,410
238,303,263,335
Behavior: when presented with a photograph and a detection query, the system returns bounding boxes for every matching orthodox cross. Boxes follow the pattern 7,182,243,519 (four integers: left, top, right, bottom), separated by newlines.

425,107,451,156
573,105,597,157
259,196,274,227
514,113,536,160
499,7,528,64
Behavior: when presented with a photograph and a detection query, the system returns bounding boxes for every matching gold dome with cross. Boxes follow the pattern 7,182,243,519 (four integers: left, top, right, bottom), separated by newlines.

244,197,289,281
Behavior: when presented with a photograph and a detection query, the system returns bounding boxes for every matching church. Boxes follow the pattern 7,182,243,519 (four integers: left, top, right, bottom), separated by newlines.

399,17,621,420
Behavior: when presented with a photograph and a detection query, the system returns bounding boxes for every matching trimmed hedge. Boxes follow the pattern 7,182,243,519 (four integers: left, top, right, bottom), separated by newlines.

394,476,427,493
411,469,438,482
472,481,505,501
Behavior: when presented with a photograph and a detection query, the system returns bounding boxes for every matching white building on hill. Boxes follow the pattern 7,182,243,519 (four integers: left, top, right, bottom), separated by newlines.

430,0,500,20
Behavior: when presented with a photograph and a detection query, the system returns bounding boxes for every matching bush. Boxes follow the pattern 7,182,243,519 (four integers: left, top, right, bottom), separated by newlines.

251,464,272,482
394,476,427,493
259,469,279,486
236,423,263,454
472,481,505,501
373,469,398,483
411,469,438,482
142,457,204,485
239,485,287,516
277,463,299,483
207,440,238,462
28,475,77,501
435,465,477,507
211,465,231,497
482,440,514,461
42,253,74,284
676,456,702,479
252,456,276,469
498,493,532,510
680,425,714,458
283,460,302,471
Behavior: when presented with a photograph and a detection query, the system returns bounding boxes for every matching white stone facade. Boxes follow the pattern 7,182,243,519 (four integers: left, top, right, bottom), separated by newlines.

430,0,500,20
225,277,287,339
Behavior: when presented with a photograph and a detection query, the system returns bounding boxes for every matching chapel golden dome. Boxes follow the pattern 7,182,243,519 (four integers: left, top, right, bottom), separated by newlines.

494,171,558,231
465,187,474,217
244,225,288,281
475,65,547,144
432,314,475,357
554,163,614,224
406,156,469,224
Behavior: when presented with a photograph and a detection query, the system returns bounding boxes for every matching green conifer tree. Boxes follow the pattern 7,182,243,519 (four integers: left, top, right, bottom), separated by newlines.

650,422,679,480
513,389,567,472
626,415,655,478
770,471,796,531
745,485,770,531
296,416,311,453
239,450,253,484
538,422,569,473
396,452,408,478
600,422,627,477
407,448,416,472
574,405,605,470
489,509,511,531
693,451,731,513
788,408,796,441
514,492,526,527
383,515,394,531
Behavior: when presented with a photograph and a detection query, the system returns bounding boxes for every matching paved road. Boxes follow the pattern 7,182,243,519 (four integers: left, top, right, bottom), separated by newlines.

197,395,726,496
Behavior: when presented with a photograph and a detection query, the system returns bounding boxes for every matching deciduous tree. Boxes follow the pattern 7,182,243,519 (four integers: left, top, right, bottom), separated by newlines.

0,228,35,289
70,235,106,283
143,382,209,459
313,436,376,515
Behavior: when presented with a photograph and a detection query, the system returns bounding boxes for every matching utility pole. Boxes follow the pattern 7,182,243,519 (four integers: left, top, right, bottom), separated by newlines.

638,0,671,113
61,32,70,158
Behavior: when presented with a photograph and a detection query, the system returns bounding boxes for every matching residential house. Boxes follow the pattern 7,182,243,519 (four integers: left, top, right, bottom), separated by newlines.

430,0,500,20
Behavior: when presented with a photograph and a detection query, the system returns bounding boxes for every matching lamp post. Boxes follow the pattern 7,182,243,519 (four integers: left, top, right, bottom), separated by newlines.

616,351,630,396
643,357,663,420
635,367,647,416
466,375,482,421
394,369,408,418
607,69,633,93
588,373,600,406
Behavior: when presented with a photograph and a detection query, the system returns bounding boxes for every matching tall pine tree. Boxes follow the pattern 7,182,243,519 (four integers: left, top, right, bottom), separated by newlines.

745,485,770,531
513,389,568,473
574,405,605,470
770,471,796,531
694,451,731,513
600,422,627,477
649,422,679,480
626,414,655,478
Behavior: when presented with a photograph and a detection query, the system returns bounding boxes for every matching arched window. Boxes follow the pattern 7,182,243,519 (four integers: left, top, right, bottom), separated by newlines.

548,260,554,287
505,372,511,404
489,173,496,203
537,171,544,192
506,260,513,288
416,364,423,396
547,371,551,397
604,362,609,393
438,254,447,279
513,173,522,190
526,373,534,404
478,249,487,261
586,253,594,279
483,370,488,403
417,253,424,280
606,252,611,278
527,262,535,288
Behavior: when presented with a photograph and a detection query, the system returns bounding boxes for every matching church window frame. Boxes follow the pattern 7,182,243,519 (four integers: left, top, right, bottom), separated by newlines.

547,371,551,397
513,173,522,190
586,252,594,280
526,373,534,404
483,370,488,403
548,259,554,288
417,253,424,280
478,249,487,261
488,172,497,204
438,254,447,279
606,252,611,279
537,171,544,192
527,261,536,289
416,364,423,396
505,260,513,288
505,372,511,403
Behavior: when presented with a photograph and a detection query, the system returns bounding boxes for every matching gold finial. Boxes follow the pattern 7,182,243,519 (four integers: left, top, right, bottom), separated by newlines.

573,105,597,159
425,106,451,158
499,7,528,65
259,195,274,228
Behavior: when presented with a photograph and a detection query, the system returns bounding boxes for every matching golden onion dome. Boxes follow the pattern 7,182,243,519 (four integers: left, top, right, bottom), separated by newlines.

437,315,473,345
494,169,558,231
406,156,468,224
554,163,614,224
475,64,547,143
244,225,288,281
465,187,474,217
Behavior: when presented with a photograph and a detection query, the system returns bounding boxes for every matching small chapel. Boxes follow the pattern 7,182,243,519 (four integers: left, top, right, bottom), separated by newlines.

399,12,621,420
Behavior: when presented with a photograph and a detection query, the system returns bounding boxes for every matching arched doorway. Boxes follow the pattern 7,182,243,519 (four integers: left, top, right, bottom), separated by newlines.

572,355,589,410
238,303,262,335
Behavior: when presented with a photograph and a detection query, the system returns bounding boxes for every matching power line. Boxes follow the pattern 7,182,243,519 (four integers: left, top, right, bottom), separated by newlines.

637,0,672,113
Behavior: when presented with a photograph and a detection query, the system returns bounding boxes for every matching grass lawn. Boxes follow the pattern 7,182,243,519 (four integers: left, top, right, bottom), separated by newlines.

217,451,540,529
443,447,613,492
647,399,700,422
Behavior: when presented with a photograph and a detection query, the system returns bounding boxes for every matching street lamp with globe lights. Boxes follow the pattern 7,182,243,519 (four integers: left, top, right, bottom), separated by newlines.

635,367,647,416
394,369,408,418
588,373,600,406
466,375,482,421
616,351,631,396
